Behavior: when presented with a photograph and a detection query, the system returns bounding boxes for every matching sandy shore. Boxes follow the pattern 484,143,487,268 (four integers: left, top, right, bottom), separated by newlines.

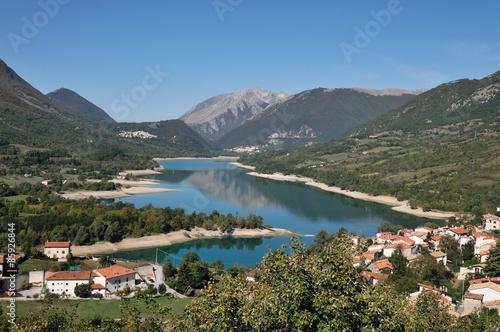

60,187,179,200
71,227,295,256
244,170,455,220
231,162,256,170
60,170,179,200
154,156,239,162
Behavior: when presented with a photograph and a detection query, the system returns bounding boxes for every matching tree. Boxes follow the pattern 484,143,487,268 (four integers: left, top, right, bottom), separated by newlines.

439,234,461,263
389,245,409,279
158,283,167,295
163,259,176,279
74,283,92,298
484,240,500,277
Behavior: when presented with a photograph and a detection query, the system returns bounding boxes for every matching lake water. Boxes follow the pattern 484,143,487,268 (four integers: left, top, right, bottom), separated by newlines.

112,159,436,268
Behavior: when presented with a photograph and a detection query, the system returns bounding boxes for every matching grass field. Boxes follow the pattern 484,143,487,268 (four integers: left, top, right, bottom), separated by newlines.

15,296,190,319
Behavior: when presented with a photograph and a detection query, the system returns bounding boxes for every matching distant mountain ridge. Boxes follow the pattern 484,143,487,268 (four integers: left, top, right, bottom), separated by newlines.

46,87,115,122
179,87,290,141
214,87,421,150
0,59,215,159
350,71,500,136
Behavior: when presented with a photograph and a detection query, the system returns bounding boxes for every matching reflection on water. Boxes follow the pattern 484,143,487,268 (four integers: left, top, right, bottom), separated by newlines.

110,236,271,267
118,159,440,267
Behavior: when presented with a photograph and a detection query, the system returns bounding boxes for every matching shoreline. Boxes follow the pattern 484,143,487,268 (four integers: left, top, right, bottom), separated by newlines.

60,169,177,200
154,156,239,162
243,169,455,220
71,227,296,256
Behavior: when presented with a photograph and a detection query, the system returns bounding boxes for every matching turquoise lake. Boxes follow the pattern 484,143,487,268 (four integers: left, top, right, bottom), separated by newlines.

111,159,436,268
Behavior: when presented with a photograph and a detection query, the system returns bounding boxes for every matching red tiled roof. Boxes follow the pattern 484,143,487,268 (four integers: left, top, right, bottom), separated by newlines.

46,271,91,280
373,259,393,270
480,250,490,256
431,235,442,241
360,271,389,280
416,226,433,232
469,277,500,285
44,241,71,248
91,283,105,289
94,265,136,279
449,228,468,235
430,251,447,258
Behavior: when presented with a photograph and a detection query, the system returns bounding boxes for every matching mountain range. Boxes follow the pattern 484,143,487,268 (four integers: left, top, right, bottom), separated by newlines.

211,87,421,150
0,59,215,168
179,87,290,141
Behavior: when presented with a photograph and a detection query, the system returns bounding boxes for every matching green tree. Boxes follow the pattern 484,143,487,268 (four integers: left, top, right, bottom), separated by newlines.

388,245,409,279
74,283,92,298
439,234,461,263
484,240,500,277
158,283,167,295
163,259,176,279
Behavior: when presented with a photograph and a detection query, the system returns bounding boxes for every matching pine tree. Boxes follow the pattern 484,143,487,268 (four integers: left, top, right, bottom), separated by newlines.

484,240,500,277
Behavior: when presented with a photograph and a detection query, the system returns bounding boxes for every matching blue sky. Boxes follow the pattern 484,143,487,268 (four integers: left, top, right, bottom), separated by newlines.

1,1,499,122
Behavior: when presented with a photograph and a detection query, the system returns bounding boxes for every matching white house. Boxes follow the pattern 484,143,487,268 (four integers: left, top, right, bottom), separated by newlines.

44,241,71,261
482,214,500,231
468,281,500,303
446,228,472,246
92,265,136,294
45,271,91,296
430,251,447,265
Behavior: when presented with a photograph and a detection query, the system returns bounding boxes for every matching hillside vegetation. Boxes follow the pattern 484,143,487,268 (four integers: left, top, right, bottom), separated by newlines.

240,71,500,214
215,88,418,150
0,60,217,178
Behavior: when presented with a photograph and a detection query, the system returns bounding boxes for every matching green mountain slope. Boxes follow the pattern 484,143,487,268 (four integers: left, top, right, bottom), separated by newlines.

215,88,419,150
46,87,115,123
0,59,216,174
240,71,500,214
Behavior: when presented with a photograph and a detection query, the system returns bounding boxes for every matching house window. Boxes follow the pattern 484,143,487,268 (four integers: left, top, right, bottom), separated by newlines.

66,283,68,285
126,277,129,282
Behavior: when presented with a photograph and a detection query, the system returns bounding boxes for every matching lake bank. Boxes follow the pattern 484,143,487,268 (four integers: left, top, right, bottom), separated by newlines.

243,170,455,220
71,227,296,256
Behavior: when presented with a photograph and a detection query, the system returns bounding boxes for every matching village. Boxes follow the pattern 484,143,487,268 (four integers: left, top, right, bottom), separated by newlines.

2,212,500,319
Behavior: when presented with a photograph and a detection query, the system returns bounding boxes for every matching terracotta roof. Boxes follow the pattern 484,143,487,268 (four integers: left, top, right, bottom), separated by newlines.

480,250,490,256
44,241,71,248
47,271,91,280
449,228,469,235
373,259,393,270
430,251,447,258
94,265,136,279
431,235,442,241
360,271,389,281
91,283,105,289
415,226,434,232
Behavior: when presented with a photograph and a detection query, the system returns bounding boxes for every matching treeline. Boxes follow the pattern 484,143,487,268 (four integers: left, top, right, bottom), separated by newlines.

0,193,264,255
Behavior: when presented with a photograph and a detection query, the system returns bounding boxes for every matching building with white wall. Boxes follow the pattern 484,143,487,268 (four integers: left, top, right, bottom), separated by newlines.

92,265,136,294
44,241,71,261
46,271,91,296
